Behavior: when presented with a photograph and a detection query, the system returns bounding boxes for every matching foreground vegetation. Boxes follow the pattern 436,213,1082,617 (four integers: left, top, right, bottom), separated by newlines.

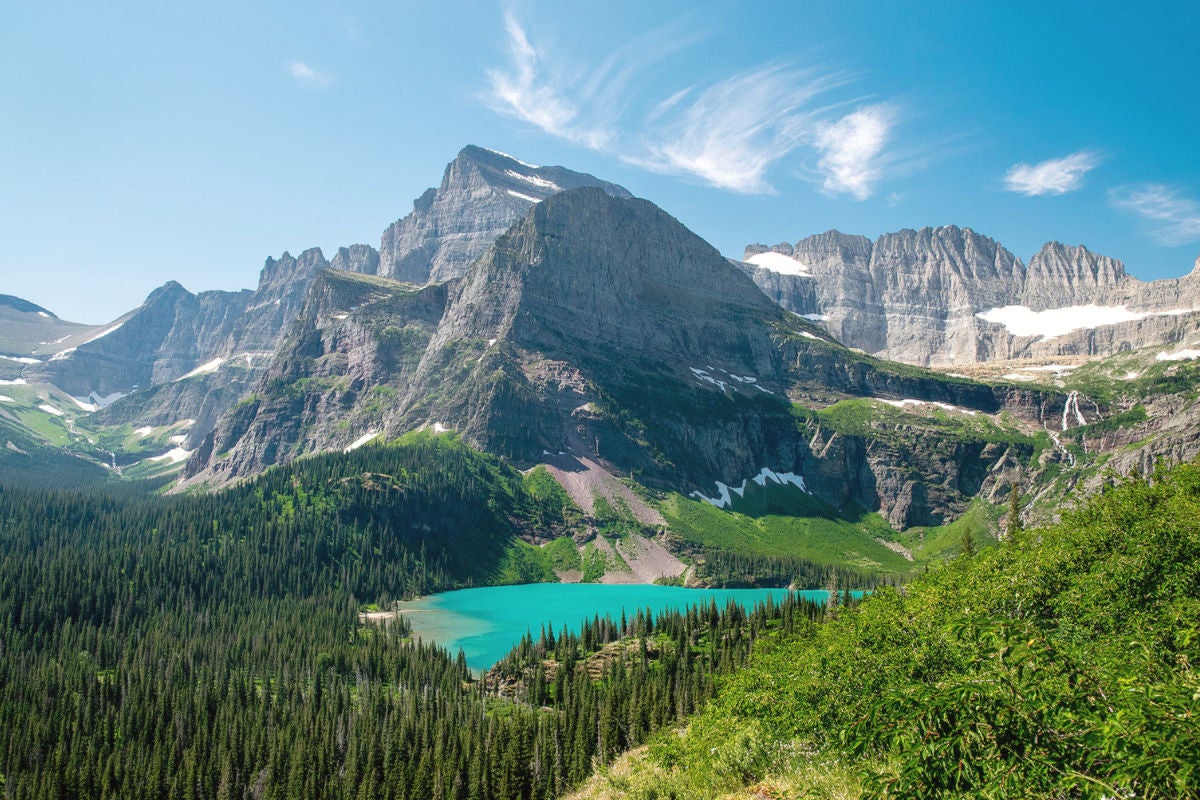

574,462,1200,799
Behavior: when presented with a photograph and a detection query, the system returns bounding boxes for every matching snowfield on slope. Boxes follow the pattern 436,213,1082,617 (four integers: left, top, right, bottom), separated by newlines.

977,304,1194,340
745,250,813,277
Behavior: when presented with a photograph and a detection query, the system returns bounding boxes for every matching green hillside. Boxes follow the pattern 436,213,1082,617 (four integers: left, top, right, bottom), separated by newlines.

574,460,1200,799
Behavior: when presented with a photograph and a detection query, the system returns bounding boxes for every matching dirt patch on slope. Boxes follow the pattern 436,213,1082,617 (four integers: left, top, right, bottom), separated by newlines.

539,450,666,526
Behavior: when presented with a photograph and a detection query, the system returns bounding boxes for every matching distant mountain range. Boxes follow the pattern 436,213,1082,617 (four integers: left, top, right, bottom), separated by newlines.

742,229,1200,365
4,144,1200,545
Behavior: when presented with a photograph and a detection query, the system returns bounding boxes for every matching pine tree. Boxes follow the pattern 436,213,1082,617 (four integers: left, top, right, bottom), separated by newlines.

960,526,976,558
1007,480,1024,539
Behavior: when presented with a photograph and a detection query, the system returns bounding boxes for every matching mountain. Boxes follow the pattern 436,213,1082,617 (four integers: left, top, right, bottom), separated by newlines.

378,145,632,283
12,147,631,453
9,145,1197,546
743,227,1200,365
186,188,1051,532
0,294,94,368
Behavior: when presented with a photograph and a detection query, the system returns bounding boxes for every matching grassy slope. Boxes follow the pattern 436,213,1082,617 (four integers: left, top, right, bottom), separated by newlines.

660,485,912,574
575,460,1200,799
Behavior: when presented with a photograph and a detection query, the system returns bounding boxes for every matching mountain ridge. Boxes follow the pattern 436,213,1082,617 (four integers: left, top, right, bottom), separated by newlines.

744,225,1200,365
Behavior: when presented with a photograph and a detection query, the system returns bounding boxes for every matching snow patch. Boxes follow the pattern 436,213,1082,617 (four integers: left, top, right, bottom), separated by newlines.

79,390,126,408
36,311,50,318
1021,363,1080,374
176,358,225,381
690,367,729,393
332,313,349,320
169,434,188,445
37,403,65,417
344,431,380,452
67,396,98,412
746,250,813,277
800,331,820,340
691,467,811,508
0,378,28,386
484,148,540,169
1155,348,1200,361
504,169,560,192
83,322,124,344
148,447,192,464
135,426,153,437
689,366,775,395
977,304,1195,340
0,355,42,364
506,189,541,203
50,348,76,361
432,422,451,434
1002,373,1036,382
0,395,13,403
802,313,829,321
487,338,497,347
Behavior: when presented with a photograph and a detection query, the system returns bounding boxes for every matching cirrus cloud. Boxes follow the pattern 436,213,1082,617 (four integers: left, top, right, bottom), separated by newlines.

812,104,897,200
1003,151,1100,196
483,13,900,199
1110,184,1200,246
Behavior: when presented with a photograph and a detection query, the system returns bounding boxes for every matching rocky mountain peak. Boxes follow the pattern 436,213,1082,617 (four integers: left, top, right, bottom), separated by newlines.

440,186,783,365
1022,241,1128,308
329,244,380,274
377,145,631,285
257,248,328,295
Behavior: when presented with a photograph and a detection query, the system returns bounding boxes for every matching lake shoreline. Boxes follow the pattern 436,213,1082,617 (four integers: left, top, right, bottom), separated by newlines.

390,583,826,672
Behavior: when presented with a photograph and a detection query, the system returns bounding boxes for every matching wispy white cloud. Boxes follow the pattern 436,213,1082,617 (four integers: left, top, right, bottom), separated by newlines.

638,66,848,194
1110,184,1200,246
287,61,330,88
1003,151,1100,196
482,13,901,198
812,104,896,200
483,13,613,150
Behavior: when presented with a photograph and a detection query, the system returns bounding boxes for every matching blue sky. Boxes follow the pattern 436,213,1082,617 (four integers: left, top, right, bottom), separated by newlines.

2,1,1198,323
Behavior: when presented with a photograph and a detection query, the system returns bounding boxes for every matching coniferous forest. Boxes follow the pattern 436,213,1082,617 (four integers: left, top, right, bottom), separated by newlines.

0,434,824,799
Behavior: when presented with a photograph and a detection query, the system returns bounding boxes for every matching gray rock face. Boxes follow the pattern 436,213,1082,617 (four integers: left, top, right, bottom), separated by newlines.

32,281,253,399
377,145,631,284
329,244,380,275
189,188,1053,529
743,228,1200,365
33,246,332,426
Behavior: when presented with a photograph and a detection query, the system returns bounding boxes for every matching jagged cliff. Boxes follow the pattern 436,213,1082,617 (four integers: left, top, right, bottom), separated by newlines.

378,145,631,283
186,189,1052,528
744,228,1200,365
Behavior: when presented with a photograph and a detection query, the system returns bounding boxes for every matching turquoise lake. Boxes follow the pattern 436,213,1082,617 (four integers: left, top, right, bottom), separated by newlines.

396,583,828,672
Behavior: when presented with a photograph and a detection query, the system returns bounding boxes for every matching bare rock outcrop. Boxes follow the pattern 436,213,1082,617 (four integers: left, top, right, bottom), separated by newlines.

742,228,1200,366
